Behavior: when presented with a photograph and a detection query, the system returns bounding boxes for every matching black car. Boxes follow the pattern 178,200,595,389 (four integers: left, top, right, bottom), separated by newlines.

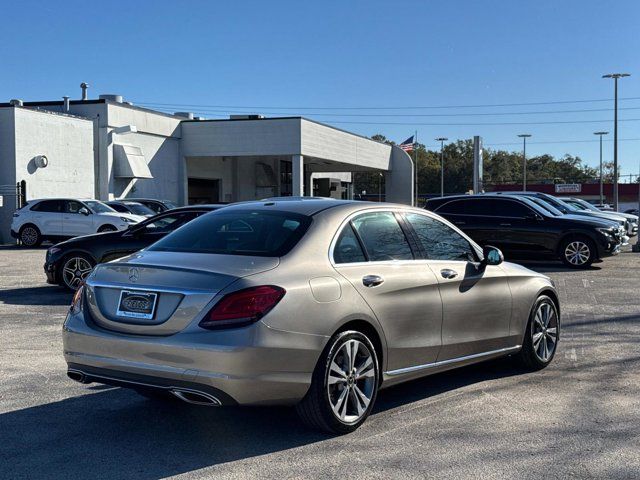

125,198,178,214
45,205,223,290
105,200,156,218
425,194,622,268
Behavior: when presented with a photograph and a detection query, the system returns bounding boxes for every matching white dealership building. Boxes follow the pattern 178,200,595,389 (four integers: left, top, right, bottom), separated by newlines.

0,91,414,243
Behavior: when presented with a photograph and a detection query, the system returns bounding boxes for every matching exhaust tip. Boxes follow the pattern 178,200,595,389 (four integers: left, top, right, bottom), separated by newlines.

171,389,221,406
67,369,90,384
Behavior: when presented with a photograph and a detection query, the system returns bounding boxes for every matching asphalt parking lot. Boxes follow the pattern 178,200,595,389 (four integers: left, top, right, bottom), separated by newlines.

1,247,639,479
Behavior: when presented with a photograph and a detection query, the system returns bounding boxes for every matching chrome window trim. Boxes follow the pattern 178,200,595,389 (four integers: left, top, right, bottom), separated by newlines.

385,345,521,376
86,280,215,296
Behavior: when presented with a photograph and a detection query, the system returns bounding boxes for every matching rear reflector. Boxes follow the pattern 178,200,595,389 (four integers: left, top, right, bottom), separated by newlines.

199,285,285,330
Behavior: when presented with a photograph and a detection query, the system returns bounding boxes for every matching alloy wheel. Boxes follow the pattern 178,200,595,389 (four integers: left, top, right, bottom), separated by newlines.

62,257,93,290
531,301,558,363
564,241,590,266
21,227,38,246
326,339,376,424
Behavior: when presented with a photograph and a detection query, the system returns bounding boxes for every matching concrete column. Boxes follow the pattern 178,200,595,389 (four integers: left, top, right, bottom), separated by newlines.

304,170,313,196
292,154,304,196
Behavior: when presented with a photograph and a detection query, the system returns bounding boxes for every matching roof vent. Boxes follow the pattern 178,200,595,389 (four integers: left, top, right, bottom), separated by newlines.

174,111,194,119
80,82,90,100
230,114,264,120
9,99,24,107
99,94,124,103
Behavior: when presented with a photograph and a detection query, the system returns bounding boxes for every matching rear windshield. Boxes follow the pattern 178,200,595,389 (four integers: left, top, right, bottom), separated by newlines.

148,209,312,257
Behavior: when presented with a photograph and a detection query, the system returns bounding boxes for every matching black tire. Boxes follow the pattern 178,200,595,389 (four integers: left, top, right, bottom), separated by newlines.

296,330,380,434
60,253,95,291
515,295,560,370
559,236,595,268
98,224,117,233
19,224,42,247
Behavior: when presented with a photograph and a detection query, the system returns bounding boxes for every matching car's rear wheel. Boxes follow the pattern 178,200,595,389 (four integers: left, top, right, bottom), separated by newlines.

516,295,559,370
61,254,95,291
296,330,379,434
98,224,117,233
19,224,42,247
560,236,595,268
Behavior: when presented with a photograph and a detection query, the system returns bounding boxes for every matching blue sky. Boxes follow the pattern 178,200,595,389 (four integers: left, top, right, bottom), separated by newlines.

1,0,639,177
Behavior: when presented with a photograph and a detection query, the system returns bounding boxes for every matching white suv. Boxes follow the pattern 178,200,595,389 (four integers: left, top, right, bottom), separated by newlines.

11,199,145,246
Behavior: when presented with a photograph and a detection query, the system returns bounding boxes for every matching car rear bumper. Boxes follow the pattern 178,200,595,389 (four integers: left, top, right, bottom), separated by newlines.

62,307,327,406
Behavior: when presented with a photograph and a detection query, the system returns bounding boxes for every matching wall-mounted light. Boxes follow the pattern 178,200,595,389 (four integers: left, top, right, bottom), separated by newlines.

34,155,48,168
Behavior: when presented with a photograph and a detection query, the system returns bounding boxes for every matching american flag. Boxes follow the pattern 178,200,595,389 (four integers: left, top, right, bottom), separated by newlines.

399,135,415,152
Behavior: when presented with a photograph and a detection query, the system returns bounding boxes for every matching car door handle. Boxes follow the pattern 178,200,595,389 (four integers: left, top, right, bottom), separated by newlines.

440,269,458,279
362,275,384,287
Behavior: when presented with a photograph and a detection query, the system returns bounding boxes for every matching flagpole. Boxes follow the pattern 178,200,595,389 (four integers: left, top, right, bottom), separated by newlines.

414,130,418,207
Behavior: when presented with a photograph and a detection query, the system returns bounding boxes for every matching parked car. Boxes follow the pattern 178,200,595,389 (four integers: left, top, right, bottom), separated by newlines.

105,200,156,218
425,194,623,268
10,199,145,247
64,199,560,434
125,198,178,214
564,197,638,236
491,191,632,238
45,205,223,290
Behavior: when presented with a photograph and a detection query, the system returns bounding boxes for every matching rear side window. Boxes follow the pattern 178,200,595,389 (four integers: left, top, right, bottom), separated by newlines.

31,200,63,212
436,200,467,215
404,213,476,262
351,212,413,261
333,224,366,264
149,210,311,257
465,199,532,217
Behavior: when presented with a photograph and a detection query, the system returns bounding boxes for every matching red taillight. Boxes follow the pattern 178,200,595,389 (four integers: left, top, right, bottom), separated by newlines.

199,285,286,330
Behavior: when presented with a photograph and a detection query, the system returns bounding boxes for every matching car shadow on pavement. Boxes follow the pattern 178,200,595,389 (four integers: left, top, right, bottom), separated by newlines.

0,358,525,480
0,285,71,306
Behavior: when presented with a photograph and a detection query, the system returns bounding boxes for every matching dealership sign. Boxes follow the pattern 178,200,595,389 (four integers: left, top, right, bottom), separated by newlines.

555,183,582,193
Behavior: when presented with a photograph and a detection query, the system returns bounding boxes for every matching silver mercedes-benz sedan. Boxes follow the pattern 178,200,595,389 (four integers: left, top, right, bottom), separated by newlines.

64,199,560,434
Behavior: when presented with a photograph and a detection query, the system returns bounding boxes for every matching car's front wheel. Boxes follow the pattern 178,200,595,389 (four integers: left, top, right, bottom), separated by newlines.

516,295,559,370
61,254,95,291
560,236,595,268
98,224,117,233
296,330,379,434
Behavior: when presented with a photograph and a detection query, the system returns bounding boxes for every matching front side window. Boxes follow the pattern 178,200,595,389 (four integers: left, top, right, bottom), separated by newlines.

66,201,85,214
405,213,476,262
333,224,366,264
351,212,413,261
149,210,311,257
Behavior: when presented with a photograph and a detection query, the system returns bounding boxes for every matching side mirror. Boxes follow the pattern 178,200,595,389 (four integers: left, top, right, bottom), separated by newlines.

79,207,90,216
482,245,504,266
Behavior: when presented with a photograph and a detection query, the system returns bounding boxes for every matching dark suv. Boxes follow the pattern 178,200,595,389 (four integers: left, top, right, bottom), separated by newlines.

425,194,622,268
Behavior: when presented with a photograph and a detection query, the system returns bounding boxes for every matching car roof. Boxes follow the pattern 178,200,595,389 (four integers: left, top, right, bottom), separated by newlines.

165,204,225,213
219,199,437,217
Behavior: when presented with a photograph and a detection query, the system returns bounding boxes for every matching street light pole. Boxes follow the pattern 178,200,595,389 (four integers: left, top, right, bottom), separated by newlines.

435,137,448,197
594,131,609,205
603,73,630,212
518,134,532,191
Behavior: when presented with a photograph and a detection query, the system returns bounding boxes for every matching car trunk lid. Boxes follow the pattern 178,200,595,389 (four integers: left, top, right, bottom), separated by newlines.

84,250,279,335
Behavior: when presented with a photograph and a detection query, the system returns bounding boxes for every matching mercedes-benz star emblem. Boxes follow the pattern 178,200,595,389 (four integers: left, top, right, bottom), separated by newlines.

128,267,140,283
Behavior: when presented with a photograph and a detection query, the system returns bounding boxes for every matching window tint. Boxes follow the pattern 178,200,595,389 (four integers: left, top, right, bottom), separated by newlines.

31,200,63,212
334,224,366,263
466,199,532,217
351,212,413,261
405,213,476,262
149,210,311,257
108,203,129,213
436,200,467,215
65,201,85,214
137,212,199,234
